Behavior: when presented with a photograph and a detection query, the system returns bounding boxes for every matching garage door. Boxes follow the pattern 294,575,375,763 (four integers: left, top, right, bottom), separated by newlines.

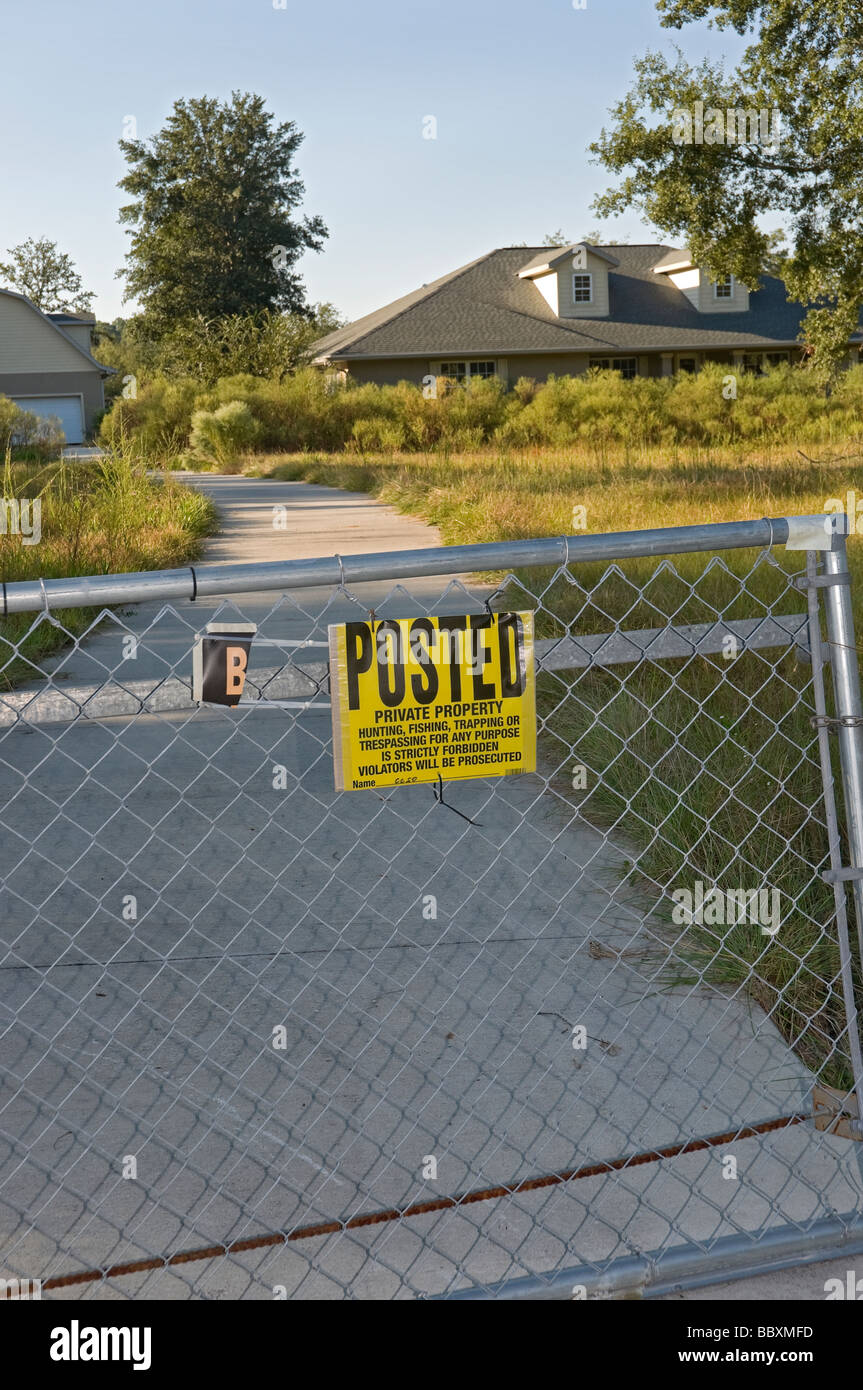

10,396,84,445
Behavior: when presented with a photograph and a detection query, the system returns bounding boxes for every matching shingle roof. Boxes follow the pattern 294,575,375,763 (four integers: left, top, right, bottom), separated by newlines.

651,247,694,272
47,310,96,325
312,244,846,360
311,251,495,359
517,243,620,276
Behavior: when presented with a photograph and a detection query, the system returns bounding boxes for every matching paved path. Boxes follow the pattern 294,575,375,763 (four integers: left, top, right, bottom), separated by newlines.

2,473,861,1301
43,474,464,688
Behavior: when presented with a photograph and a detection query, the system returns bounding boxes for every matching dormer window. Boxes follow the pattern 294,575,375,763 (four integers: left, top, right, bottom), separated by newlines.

651,249,750,312
517,244,618,319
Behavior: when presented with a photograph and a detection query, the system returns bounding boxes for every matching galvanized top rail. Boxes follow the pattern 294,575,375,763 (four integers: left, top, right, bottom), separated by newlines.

0,514,830,616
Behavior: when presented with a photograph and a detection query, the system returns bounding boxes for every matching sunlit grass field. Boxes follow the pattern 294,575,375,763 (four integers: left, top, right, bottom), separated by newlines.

0,448,217,688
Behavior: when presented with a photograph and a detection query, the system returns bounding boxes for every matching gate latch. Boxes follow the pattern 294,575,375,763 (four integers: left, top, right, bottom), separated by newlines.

812,1084,863,1140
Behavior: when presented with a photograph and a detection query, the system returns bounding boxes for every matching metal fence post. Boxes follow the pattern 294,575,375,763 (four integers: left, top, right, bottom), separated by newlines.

823,529,863,969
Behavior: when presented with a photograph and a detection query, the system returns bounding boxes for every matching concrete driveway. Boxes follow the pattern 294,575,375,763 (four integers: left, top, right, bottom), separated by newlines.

2,473,862,1300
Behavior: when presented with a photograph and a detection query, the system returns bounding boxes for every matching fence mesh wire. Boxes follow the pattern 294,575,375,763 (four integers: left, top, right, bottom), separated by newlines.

1,539,862,1299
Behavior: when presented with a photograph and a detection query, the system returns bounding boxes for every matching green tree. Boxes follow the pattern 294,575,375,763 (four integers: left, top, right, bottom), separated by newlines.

117,92,327,331
95,303,345,394
590,0,863,372
0,237,94,311
761,227,789,277
156,303,346,384
579,227,632,245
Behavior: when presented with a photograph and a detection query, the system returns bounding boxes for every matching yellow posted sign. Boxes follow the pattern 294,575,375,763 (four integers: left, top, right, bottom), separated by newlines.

329,612,536,791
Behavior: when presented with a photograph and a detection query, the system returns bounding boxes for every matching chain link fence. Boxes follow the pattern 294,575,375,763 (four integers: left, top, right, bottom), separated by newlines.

2,515,863,1300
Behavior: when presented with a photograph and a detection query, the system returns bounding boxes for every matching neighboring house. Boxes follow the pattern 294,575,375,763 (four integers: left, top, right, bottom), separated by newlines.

311,243,863,387
0,288,112,443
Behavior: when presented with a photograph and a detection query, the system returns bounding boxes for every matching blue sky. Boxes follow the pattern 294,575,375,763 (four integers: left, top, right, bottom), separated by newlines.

0,0,742,323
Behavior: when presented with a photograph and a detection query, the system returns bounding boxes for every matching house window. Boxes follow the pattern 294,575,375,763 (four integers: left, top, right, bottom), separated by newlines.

572,273,593,304
764,351,790,369
613,358,637,379
588,357,637,379
742,353,764,374
678,357,697,374
714,275,734,299
439,360,496,383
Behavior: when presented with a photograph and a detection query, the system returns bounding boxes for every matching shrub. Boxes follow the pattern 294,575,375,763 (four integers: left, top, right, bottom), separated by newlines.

100,375,200,464
98,362,863,463
0,395,64,460
0,395,20,453
351,417,407,453
189,400,259,467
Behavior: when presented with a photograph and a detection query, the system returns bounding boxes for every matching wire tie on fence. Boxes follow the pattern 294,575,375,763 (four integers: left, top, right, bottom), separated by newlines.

38,577,49,615
189,567,198,602
334,551,372,618
762,517,804,575
759,516,788,570
1,581,6,619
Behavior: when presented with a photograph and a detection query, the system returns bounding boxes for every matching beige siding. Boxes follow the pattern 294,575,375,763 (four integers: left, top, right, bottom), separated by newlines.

347,357,511,388
344,355,589,387
697,272,749,313
504,354,591,381
339,349,801,391
0,371,105,433
0,294,89,372
60,323,94,353
554,250,610,319
663,267,750,313
344,358,431,386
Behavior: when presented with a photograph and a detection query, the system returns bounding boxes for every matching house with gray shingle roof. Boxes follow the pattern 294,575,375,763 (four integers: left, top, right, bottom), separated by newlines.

311,242,863,387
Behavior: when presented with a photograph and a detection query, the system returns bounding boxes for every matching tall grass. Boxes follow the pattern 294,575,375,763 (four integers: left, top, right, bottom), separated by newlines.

251,440,863,546
100,363,863,465
0,436,217,687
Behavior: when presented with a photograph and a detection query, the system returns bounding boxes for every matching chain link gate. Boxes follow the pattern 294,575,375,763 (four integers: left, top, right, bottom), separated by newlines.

2,513,863,1301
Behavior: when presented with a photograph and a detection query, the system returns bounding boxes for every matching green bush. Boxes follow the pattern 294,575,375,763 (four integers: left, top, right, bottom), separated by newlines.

351,417,407,453
0,396,20,453
98,362,863,465
189,399,259,468
0,394,64,460
99,375,200,464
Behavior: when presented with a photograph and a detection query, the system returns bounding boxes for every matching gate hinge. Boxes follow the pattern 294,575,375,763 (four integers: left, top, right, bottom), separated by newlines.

793,572,852,590
812,1085,863,1140
822,865,863,884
